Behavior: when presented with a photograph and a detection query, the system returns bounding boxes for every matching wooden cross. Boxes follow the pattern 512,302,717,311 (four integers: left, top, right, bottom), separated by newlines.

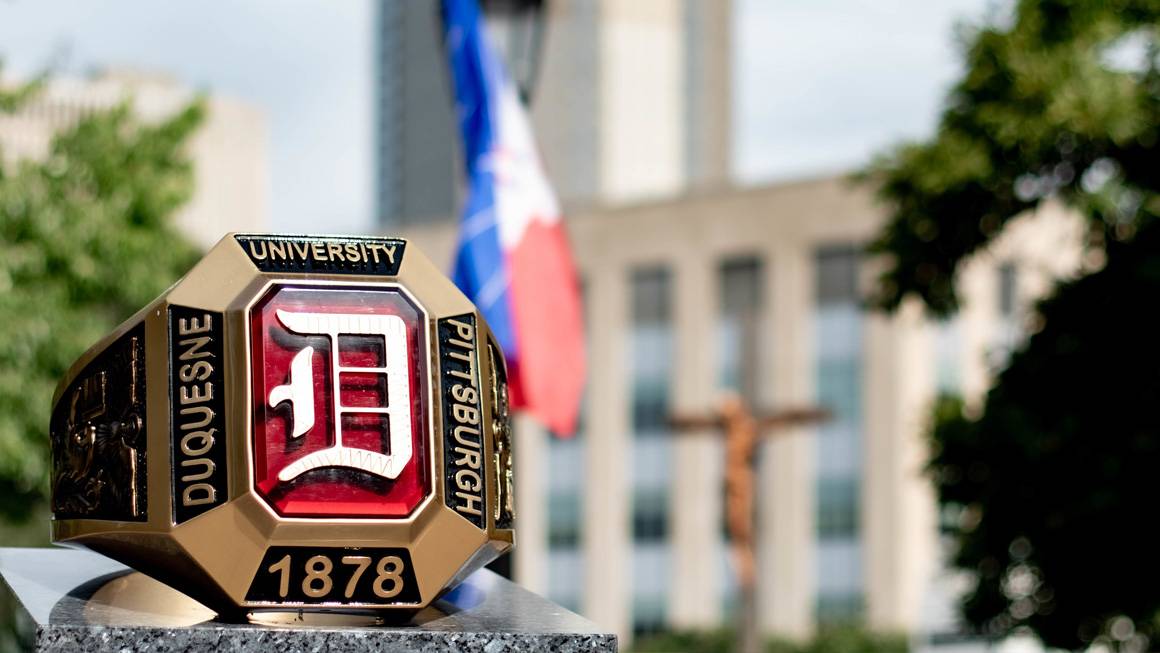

670,394,828,653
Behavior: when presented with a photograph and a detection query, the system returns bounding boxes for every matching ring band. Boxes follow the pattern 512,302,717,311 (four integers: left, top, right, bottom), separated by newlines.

49,233,514,616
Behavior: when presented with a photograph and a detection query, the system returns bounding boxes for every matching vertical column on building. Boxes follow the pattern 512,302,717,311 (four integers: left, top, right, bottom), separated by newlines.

669,251,721,628
514,414,549,595
682,0,732,191
598,0,687,202
758,246,815,638
582,262,632,640
863,297,938,630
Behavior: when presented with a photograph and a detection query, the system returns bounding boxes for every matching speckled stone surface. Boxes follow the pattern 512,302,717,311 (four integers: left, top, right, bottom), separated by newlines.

0,547,616,652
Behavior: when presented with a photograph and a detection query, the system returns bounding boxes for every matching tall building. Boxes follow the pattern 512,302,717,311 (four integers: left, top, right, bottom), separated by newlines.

0,69,267,248
380,0,1087,645
375,2,458,227
374,0,732,227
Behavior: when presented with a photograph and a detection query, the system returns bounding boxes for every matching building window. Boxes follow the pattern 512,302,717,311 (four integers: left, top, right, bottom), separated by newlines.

547,433,585,612
548,478,583,548
816,476,859,539
814,246,864,623
631,486,669,542
630,266,673,634
816,592,865,624
546,283,587,613
631,268,673,434
718,257,764,402
993,262,1020,368
632,595,668,636
998,262,1018,319
934,317,962,395
716,256,765,612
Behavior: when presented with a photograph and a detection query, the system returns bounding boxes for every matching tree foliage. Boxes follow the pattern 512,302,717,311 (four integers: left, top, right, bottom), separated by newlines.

866,0,1160,316
0,66,203,522
865,0,1160,650
930,226,1160,649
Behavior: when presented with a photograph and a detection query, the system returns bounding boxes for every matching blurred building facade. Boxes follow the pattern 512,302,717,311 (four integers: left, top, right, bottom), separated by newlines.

403,178,1083,644
0,69,267,248
376,0,1086,645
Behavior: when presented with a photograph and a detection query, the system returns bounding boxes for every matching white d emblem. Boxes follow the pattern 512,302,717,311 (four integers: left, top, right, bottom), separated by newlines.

267,310,413,482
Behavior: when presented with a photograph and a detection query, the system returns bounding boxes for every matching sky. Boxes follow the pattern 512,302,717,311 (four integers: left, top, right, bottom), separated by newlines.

0,0,376,235
1,0,989,234
734,0,991,182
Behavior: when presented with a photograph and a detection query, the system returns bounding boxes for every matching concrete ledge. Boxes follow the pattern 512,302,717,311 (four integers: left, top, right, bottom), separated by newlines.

0,547,616,652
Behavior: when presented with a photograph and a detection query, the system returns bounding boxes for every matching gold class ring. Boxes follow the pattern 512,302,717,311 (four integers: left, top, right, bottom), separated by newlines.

49,233,514,618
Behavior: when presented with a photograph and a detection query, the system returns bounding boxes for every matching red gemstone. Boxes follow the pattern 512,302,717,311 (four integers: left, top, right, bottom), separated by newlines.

250,285,430,518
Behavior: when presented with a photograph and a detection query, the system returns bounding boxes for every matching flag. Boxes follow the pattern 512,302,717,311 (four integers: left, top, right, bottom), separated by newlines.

441,0,586,436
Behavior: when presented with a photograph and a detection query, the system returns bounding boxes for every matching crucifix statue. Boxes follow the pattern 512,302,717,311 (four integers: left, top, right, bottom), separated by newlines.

671,394,828,653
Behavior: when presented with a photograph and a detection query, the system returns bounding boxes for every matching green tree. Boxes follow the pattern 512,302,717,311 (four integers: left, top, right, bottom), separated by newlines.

0,65,203,523
864,0,1160,650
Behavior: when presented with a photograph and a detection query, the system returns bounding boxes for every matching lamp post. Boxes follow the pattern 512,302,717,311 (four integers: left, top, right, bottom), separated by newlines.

479,0,547,105
475,0,548,581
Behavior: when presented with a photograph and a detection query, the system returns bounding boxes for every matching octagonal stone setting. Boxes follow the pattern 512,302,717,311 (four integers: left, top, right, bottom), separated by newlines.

249,284,432,518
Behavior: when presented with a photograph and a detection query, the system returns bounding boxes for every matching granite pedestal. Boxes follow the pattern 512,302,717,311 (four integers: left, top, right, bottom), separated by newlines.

0,547,616,652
